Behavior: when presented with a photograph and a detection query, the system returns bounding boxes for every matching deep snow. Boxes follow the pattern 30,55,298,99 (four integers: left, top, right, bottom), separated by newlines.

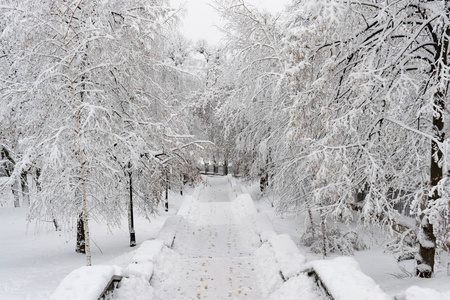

0,183,184,299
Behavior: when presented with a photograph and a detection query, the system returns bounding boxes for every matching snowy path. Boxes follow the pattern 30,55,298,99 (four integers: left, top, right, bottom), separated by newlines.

151,176,264,299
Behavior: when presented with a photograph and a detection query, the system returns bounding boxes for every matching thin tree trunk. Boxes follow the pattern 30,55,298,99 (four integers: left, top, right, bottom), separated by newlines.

213,155,218,174
302,187,315,237
260,172,268,192
80,161,91,266
35,168,60,230
234,160,240,176
223,158,228,176
319,207,327,258
12,182,20,208
53,219,61,231
165,169,169,212
20,171,30,206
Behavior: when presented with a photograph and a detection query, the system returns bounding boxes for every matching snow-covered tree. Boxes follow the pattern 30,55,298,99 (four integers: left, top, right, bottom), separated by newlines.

281,0,450,276
1,0,201,265
212,0,449,277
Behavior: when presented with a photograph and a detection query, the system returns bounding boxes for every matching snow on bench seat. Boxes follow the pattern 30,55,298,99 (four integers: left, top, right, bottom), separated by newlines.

232,193,257,218
395,286,450,300
304,257,390,300
51,265,122,300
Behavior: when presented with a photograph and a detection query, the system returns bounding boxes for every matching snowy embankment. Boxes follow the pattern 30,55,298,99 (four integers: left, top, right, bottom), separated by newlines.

50,198,190,299
0,177,186,299
226,176,391,299
244,180,450,300
236,195,389,299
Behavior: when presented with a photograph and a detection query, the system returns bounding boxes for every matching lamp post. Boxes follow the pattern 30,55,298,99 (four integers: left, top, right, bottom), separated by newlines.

128,163,136,247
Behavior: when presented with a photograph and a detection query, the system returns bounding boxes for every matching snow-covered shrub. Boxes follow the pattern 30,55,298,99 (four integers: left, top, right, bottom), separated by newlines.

301,228,367,255
386,228,418,262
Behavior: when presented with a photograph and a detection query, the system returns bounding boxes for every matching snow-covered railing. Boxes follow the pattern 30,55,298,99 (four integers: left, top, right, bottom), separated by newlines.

246,192,390,300
177,195,193,217
157,215,187,247
99,275,123,299
127,239,165,280
301,257,390,300
156,194,193,247
239,193,306,282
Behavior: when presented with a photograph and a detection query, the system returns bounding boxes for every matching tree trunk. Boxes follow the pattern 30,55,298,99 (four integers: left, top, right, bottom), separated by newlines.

303,189,315,237
234,160,240,176
415,9,449,275
75,213,85,254
81,172,91,266
35,168,60,230
165,169,169,212
11,181,20,207
260,173,268,192
213,156,218,174
20,171,30,206
223,158,228,176
320,208,327,258
416,91,444,278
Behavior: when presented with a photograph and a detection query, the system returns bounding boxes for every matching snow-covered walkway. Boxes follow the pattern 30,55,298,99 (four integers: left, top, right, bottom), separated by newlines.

151,176,264,299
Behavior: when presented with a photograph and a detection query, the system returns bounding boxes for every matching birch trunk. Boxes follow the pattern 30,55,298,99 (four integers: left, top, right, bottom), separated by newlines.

79,148,91,266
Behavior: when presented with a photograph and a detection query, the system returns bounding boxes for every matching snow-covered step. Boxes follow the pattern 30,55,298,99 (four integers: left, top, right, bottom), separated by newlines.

152,256,263,299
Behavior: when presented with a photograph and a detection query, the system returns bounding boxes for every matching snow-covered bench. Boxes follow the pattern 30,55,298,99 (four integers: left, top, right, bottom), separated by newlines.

52,239,167,299
51,265,123,300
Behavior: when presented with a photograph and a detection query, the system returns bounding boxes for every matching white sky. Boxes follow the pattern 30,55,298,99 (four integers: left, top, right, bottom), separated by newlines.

170,0,290,45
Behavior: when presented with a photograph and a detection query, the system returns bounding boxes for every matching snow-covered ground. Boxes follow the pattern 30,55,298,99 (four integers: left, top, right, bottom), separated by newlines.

241,182,450,299
0,185,185,299
1,175,450,299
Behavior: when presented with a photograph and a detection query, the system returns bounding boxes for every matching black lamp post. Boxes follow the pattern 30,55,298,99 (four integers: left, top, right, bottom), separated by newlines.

128,163,136,247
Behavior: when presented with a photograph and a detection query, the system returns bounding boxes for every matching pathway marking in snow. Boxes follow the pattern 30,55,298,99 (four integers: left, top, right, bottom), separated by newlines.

151,176,264,299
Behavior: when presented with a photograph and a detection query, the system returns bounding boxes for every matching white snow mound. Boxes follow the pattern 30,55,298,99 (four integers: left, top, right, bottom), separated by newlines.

269,234,306,278
128,239,165,279
307,257,390,300
232,193,258,218
51,265,122,300
395,286,450,300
